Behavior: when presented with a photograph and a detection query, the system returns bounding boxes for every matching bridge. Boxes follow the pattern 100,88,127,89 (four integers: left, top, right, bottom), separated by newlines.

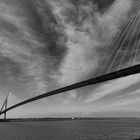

0,64,140,118
1,0,140,119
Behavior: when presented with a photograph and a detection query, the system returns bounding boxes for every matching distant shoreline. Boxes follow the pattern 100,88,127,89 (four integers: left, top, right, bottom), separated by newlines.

0,117,140,122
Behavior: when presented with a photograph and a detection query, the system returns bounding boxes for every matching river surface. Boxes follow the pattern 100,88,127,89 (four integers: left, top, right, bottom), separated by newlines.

0,119,140,140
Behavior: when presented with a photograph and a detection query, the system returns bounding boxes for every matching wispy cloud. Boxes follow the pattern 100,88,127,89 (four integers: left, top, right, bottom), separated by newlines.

84,74,140,103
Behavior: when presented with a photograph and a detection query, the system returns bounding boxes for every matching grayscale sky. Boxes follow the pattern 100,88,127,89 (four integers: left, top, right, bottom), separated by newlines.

0,0,140,118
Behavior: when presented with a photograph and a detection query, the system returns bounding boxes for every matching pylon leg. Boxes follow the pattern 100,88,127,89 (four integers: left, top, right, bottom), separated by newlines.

4,112,6,119
4,100,7,119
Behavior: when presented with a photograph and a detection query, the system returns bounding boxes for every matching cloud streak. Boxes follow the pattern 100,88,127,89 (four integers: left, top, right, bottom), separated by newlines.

84,74,140,103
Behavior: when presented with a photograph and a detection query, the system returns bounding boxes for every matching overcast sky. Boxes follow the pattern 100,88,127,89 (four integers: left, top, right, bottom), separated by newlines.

0,0,140,118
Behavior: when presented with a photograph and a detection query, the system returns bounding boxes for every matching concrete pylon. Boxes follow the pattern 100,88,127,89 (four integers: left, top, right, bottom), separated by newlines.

0,90,10,119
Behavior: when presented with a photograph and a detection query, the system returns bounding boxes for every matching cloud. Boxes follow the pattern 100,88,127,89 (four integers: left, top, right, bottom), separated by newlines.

57,0,133,86
84,74,140,103
0,0,135,102
0,0,68,97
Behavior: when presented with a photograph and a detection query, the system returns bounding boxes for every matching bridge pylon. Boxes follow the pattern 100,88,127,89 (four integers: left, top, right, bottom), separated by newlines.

0,90,10,119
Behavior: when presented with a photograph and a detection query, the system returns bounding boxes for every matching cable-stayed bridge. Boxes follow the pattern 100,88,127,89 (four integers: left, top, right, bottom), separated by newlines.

0,64,140,119
1,0,140,119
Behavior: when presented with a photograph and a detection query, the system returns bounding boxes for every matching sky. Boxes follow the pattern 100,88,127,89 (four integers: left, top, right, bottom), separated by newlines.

0,0,140,118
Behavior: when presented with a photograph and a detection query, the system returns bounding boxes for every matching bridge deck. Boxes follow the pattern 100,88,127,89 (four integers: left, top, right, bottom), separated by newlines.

0,64,140,116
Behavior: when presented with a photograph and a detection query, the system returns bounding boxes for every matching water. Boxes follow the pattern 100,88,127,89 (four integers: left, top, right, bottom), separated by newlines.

0,119,140,140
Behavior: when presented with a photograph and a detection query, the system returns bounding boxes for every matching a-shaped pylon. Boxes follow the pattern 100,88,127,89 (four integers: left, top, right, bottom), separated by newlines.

0,91,10,119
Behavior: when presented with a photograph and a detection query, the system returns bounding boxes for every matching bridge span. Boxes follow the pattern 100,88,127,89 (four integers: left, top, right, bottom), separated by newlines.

0,64,140,118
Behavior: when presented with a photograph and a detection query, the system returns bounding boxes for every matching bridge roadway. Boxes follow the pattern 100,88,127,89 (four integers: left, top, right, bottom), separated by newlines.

0,64,140,116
